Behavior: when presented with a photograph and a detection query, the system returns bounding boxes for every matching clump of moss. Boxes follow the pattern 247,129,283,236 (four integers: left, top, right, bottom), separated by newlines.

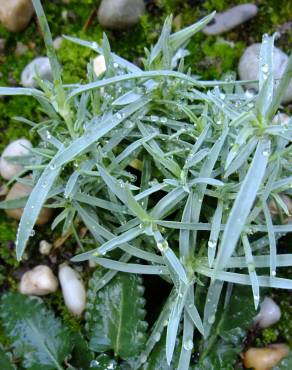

256,289,292,347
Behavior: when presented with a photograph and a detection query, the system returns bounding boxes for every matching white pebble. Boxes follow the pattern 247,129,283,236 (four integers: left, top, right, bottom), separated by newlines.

21,57,53,88
203,4,258,35
93,55,106,77
0,139,32,180
238,43,292,104
20,265,58,296
254,297,281,328
53,36,63,50
58,264,86,316
39,240,53,255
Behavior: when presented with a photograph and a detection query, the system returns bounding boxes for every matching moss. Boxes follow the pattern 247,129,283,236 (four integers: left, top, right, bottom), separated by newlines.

256,290,292,347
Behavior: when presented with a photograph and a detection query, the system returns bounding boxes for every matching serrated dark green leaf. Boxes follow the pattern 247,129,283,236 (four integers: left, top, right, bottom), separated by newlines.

86,272,147,359
0,345,16,370
0,293,73,370
69,332,93,370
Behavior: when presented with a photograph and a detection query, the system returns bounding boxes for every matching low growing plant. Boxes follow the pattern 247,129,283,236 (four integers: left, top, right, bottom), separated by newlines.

0,0,291,369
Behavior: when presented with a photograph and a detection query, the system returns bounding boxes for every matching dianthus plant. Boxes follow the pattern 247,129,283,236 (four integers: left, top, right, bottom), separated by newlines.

0,0,291,369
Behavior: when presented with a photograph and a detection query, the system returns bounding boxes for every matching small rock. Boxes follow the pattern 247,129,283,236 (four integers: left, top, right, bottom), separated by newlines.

268,193,292,218
272,113,290,126
0,0,34,32
39,240,53,255
5,180,53,225
59,264,86,316
238,43,292,104
0,139,32,180
253,297,281,329
20,265,58,296
93,55,106,76
21,57,53,88
98,0,145,30
203,4,258,35
0,184,8,197
15,41,28,56
53,36,63,50
241,344,289,370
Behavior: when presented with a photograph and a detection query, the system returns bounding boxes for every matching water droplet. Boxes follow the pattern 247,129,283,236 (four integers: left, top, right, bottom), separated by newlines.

113,62,119,68
208,315,215,324
116,112,123,120
219,93,225,100
30,229,35,237
125,120,134,128
160,117,168,123
154,332,161,342
261,64,269,73
262,149,270,157
140,354,147,364
41,181,48,189
208,239,216,249
163,319,168,326
217,119,222,125
46,131,52,140
49,163,56,170
183,339,193,351
151,115,159,122
157,240,169,252
271,270,276,277
139,223,144,230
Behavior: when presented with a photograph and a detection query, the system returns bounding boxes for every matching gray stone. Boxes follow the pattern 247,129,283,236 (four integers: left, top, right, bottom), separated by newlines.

21,57,53,88
98,0,145,30
203,4,258,35
238,43,292,104
53,36,63,50
0,0,34,32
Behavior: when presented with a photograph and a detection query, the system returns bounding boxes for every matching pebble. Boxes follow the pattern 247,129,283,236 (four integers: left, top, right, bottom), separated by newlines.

5,179,53,225
93,55,106,76
242,344,289,370
20,265,58,296
0,139,32,180
58,264,86,316
39,240,53,255
238,43,292,104
203,4,258,35
15,41,28,56
0,0,34,32
53,36,63,50
21,57,53,88
253,297,281,329
98,0,145,30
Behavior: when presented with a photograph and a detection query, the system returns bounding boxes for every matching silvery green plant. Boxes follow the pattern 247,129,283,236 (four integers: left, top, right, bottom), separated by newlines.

0,0,292,368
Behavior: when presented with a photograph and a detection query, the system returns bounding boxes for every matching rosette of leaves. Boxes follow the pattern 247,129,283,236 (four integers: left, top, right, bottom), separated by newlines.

86,270,147,359
0,0,291,369
0,293,73,370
